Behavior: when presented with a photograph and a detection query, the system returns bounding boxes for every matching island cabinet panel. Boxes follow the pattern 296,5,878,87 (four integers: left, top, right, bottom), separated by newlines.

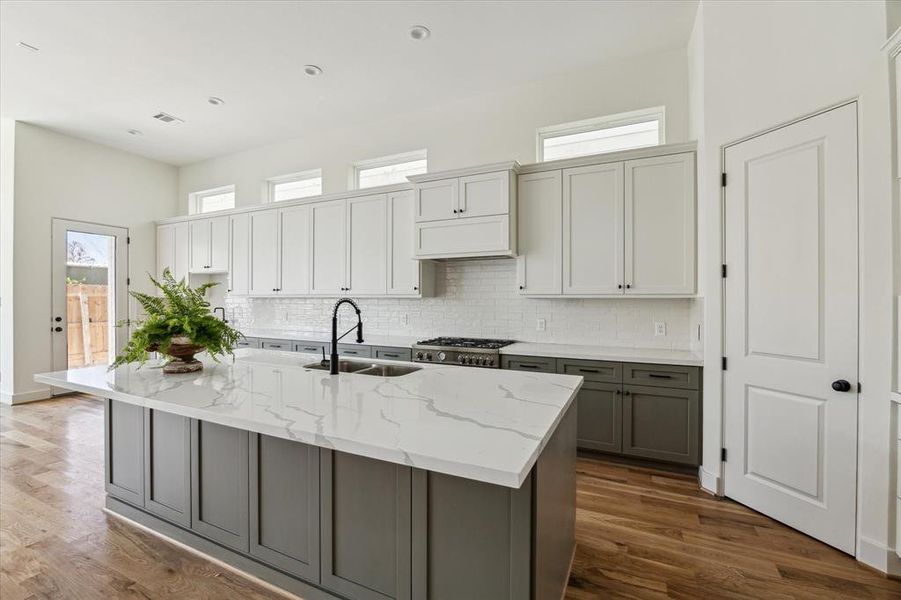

105,399,144,506
191,420,250,553
143,409,191,527
320,450,412,600
411,470,531,600
249,434,320,582
575,382,622,453
622,385,700,466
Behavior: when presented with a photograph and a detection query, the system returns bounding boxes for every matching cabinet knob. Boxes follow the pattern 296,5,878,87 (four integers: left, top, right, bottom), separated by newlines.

453,209,458,214
618,284,623,289
413,286,418,291
519,285,524,290
626,284,631,289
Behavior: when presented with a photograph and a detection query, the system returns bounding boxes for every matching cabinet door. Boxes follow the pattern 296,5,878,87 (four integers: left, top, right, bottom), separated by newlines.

562,163,624,295
414,178,458,222
104,399,144,506
320,450,411,600
387,190,420,295
191,420,250,552
311,199,347,295
173,222,191,281
189,219,211,272
279,205,311,295
624,153,695,295
249,210,279,295
209,215,230,272
144,409,191,527
228,213,250,295
517,171,562,295
622,385,699,465
347,195,387,295
156,225,175,279
576,383,622,453
458,171,509,218
249,434,320,582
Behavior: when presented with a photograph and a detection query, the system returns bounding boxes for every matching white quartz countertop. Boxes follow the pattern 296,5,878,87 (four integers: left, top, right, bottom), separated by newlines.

35,349,581,488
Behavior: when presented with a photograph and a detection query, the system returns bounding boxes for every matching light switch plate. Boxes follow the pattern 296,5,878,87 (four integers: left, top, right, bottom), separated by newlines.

536,318,546,331
655,321,666,337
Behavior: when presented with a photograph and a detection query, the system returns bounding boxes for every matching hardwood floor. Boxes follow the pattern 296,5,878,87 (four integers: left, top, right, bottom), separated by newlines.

1,395,899,599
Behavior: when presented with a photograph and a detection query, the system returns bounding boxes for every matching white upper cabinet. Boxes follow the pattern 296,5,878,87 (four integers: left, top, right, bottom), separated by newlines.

189,219,210,272
563,163,624,295
278,205,311,295
415,178,458,222
346,195,387,295
310,199,347,295
387,190,421,295
517,171,562,295
228,213,250,295
249,210,279,295
189,216,228,273
209,216,229,271
458,171,510,218
624,153,695,295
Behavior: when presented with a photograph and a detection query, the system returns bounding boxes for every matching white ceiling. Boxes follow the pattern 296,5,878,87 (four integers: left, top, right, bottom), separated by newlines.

0,1,697,166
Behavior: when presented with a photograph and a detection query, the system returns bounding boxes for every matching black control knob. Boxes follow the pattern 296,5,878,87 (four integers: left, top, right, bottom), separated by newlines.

831,379,852,392
416,352,424,360
425,353,432,361
458,355,466,364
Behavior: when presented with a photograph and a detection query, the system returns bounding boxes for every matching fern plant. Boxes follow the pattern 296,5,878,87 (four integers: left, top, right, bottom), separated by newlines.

110,268,242,370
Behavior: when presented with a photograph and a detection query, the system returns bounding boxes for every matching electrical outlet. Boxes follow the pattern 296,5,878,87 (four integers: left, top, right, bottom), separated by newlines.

654,321,666,337
401,313,409,326
536,318,546,331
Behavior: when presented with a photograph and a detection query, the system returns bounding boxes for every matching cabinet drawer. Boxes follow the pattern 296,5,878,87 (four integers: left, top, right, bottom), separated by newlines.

260,339,292,351
336,344,372,358
501,355,555,373
622,385,699,466
373,346,412,362
235,337,261,349
294,340,330,355
624,363,699,390
557,359,621,383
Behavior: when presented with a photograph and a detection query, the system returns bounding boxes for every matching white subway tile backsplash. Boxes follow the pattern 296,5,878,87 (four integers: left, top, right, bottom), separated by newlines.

226,259,700,349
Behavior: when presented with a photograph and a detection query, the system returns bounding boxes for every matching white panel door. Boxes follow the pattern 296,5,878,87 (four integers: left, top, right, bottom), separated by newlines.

172,222,190,281
311,199,347,295
279,205,311,295
208,216,230,272
562,163,624,295
228,214,250,295
157,225,174,279
414,178,458,222
724,103,858,554
624,153,695,295
249,210,279,295
189,219,210,272
347,195,387,295
387,190,420,295
458,171,509,218
517,171,562,295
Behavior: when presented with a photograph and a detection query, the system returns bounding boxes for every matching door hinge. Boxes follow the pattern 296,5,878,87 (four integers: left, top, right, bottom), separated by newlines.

721,448,727,462
127,236,130,244
721,172,727,187
126,277,130,286
857,382,862,393
722,356,727,370
721,264,727,278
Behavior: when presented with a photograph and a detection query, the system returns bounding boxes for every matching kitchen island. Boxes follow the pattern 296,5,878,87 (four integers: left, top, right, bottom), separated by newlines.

36,349,581,600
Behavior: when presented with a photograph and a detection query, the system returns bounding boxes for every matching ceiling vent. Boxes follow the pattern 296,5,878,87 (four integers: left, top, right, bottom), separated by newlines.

152,112,184,124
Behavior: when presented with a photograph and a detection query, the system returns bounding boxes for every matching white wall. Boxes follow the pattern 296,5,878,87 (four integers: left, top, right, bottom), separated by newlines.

0,118,16,401
0,123,178,403
179,48,690,209
691,0,895,571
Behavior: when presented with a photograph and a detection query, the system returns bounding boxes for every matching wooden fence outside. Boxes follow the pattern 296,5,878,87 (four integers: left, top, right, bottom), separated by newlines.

67,283,109,367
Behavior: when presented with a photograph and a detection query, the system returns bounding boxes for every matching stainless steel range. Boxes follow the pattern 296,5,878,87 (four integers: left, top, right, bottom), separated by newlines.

412,337,516,368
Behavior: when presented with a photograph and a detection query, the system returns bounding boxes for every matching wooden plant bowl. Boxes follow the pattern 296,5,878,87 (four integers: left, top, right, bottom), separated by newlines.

162,337,205,374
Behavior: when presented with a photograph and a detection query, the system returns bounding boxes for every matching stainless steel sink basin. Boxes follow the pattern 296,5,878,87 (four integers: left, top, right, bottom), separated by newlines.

355,364,421,377
303,360,373,373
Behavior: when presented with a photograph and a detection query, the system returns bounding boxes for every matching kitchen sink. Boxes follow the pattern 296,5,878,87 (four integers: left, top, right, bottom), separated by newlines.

303,360,373,373
355,364,421,377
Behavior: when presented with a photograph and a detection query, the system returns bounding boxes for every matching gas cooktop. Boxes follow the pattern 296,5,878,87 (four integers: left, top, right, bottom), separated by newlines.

412,337,516,368
415,337,516,350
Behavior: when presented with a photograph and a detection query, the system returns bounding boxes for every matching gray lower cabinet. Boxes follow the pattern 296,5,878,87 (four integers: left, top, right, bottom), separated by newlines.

575,382,622,453
191,420,250,552
336,344,373,358
249,434,320,582
320,450,411,600
236,337,262,349
143,409,191,527
501,354,555,373
295,340,330,355
623,385,700,465
261,339,292,351
105,399,144,506
373,346,412,362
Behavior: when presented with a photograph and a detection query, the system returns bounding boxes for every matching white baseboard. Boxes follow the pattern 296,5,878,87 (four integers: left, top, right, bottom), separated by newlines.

698,465,721,495
0,387,52,405
857,535,901,576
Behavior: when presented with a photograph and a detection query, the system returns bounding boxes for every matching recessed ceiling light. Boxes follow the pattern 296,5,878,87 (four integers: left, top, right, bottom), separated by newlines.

17,41,39,52
303,64,323,76
207,96,225,106
409,25,430,41
127,129,143,136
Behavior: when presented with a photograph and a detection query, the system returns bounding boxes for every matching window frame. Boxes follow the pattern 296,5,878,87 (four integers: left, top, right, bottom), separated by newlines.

351,149,428,190
267,169,323,203
536,107,666,162
189,184,236,215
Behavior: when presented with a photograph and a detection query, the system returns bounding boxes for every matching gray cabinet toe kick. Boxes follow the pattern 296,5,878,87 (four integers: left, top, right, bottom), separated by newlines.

103,399,577,600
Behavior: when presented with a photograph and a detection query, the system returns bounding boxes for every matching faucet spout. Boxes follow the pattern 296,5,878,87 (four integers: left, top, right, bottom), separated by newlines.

330,298,364,375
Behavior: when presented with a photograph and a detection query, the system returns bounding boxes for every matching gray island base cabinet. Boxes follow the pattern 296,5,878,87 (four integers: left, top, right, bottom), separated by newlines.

102,399,576,600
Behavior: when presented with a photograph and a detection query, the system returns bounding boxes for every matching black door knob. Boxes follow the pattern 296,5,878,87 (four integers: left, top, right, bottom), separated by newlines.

54,316,62,322
54,326,62,332
831,379,852,392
